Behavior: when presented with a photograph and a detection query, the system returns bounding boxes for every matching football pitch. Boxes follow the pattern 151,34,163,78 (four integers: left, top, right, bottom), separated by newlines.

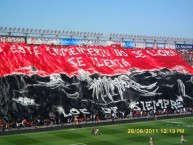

0,117,193,145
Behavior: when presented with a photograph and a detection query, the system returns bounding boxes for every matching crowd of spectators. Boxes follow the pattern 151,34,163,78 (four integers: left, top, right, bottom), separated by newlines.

0,114,100,131
1,107,192,132
177,49,193,66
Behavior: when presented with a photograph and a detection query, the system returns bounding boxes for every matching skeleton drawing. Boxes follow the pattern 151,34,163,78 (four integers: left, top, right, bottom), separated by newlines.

12,97,39,106
13,72,79,100
78,69,160,103
29,74,70,89
29,74,79,99
77,69,92,85
177,79,193,100
186,76,193,84
162,84,174,88
62,89,79,99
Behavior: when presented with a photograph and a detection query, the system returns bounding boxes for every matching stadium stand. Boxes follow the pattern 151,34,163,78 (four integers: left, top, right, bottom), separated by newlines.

0,27,193,133
177,49,193,66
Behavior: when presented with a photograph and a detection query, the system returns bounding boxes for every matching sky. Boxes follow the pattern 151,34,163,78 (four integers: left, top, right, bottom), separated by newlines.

0,0,193,38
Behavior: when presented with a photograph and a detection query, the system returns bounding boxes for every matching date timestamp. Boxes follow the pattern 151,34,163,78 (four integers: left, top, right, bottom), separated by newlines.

128,128,184,134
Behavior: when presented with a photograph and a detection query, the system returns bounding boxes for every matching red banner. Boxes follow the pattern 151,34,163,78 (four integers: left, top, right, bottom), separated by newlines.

0,43,193,76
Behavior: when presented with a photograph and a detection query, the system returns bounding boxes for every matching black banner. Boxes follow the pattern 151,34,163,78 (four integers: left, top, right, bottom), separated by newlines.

0,69,193,122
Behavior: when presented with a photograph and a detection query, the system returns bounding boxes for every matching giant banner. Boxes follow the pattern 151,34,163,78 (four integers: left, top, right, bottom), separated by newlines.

0,43,193,122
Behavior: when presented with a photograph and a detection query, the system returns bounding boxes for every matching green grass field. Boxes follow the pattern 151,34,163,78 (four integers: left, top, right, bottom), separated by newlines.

0,117,193,145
